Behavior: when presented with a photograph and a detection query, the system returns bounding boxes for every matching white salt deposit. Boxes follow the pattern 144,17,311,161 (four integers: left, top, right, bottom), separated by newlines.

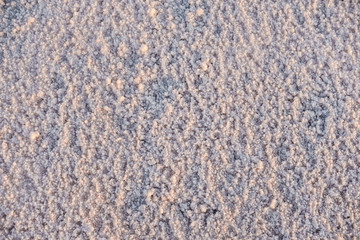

0,0,359,239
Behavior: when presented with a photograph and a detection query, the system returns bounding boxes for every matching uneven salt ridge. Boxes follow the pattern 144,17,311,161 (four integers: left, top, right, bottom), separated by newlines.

1,0,360,239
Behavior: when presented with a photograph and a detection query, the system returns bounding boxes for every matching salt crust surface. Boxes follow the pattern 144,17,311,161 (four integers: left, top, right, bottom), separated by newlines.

0,0,360,239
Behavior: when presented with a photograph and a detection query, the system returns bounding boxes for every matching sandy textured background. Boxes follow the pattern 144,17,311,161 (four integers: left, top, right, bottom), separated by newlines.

1,0,360,239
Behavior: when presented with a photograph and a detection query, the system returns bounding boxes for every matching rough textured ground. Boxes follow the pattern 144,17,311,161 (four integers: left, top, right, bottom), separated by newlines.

1,0,360,239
